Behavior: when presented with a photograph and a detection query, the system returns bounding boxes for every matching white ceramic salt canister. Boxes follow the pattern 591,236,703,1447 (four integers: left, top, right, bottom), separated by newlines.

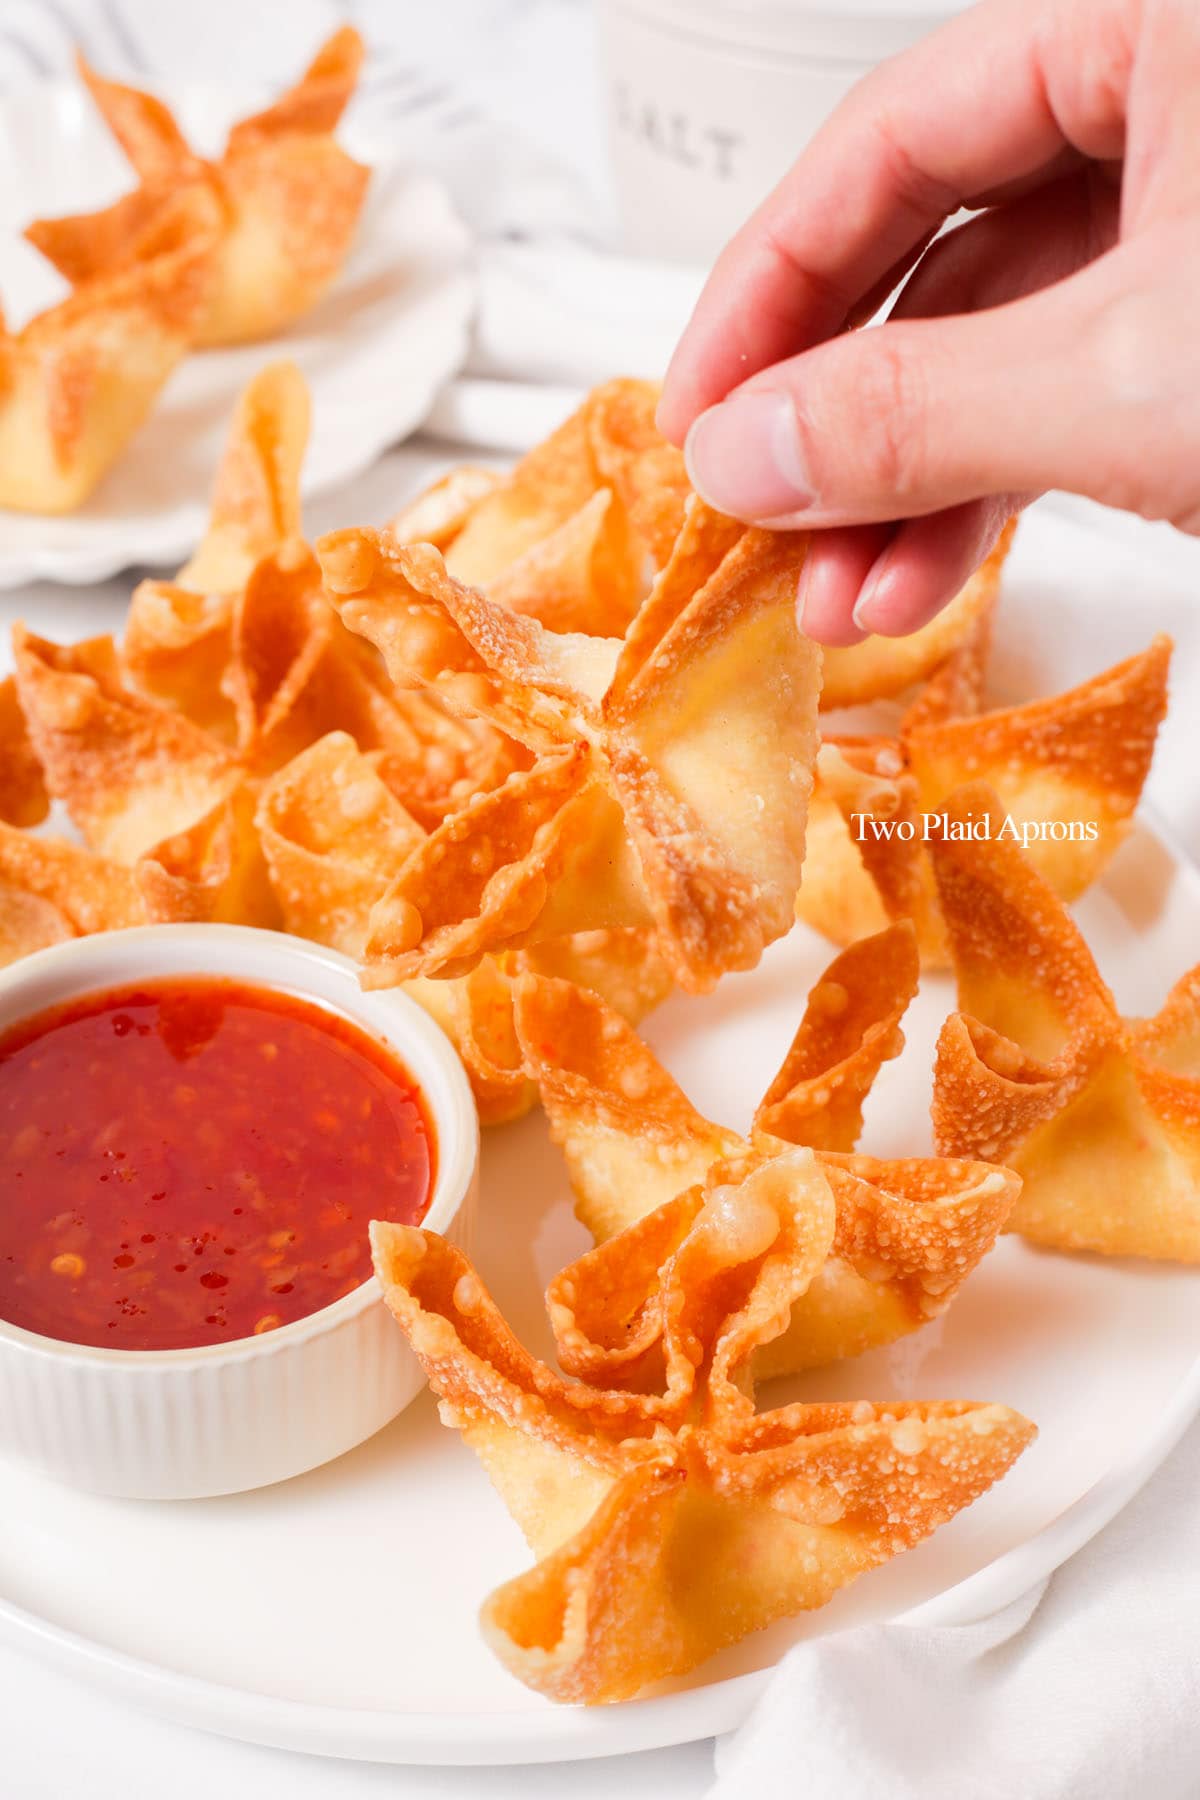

598,0,965,265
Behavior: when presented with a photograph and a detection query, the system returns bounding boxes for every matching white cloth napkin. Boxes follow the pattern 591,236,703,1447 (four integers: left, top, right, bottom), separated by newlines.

712,1415,1200,1800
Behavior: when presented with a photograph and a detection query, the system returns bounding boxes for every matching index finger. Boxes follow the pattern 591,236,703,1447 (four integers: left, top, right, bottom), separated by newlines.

657,0,1132,442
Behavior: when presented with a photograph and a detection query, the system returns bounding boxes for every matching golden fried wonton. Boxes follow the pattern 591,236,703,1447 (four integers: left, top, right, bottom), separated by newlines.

254,730,529,1122
799,633,1170,967
515,929,1019,1374
930,785,1200,1261
28,30,369,348
255,732,669,1124
12,625,239,863
389,382,691,637
0,821,145,964
137,786,279,928
178,360,310,595
256,730,425,957
123,361,311,729
0,224,212,513
0,677,48,827
123,363,520,824
318,497,822,994
371,1204,1033,1703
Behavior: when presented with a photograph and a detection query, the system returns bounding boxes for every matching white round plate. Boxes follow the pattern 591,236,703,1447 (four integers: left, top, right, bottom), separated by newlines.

0,820,1197,1762
0,80,474,588
1,499,1199,1764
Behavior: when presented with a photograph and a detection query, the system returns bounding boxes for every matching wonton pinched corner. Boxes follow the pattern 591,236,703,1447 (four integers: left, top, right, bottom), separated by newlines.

28,29,369,349
930,785,1200,1261
389,380,692,637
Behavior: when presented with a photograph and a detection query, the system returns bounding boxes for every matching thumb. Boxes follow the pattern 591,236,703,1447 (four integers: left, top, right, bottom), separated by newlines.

683,258,1133,528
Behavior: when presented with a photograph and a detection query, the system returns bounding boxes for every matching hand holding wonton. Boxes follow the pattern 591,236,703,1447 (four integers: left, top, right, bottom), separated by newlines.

319,498,823,994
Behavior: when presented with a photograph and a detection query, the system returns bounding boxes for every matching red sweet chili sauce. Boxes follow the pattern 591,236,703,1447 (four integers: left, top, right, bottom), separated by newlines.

0,978,434,1350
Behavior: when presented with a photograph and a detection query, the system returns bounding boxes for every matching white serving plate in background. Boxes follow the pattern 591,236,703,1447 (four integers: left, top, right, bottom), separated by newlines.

0,81,474,587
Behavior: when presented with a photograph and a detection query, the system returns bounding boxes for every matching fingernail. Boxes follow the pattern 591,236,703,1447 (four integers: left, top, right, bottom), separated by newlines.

685,390,812,519
852,550,894,634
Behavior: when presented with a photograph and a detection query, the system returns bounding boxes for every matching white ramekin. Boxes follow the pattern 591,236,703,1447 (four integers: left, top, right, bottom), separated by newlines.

0,925,479,1500
597,0,965,264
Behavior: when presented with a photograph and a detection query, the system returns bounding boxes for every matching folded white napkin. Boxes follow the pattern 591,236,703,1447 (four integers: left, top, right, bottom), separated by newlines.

712,1413,1200,1800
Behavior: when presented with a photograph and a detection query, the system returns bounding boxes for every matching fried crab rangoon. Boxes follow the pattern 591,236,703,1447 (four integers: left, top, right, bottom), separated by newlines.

371,1171,1034,1703
929,786,1200,1262
0,222,212,513
799,592,1170,966
0,377,445,1073
515,928,1020,1376
389,381,692,637
28,28,369,348
2,366,684,1120
254,728,672,1123
318,498,823,995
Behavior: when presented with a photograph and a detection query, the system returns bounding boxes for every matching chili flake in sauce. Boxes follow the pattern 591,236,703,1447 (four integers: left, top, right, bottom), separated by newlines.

0,978,434,1350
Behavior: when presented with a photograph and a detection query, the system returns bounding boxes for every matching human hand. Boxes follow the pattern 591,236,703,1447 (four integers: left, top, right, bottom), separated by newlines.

657,0,1200,647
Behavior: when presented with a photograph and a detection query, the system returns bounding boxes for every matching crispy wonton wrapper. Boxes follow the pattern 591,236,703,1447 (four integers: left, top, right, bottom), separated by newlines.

254,729,532,1122
123,361,311,727
388,383,690,637
318,497,822,995
29,31,368,348
930,785,1200,1261
124,364,523,822
0,677,48,827
439,381,689,583
0,822,146,965
0,222,212,513
799,632,1170,966
515,930,1020,1374
256,732,672,1123
13,626,240,863
371,1189,1033,1703
177,359,310,595
137,787,279,928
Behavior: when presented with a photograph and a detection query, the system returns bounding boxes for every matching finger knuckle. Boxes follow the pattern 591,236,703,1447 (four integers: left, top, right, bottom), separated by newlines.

1080,272,1200,523
845,339,929,502
869,110,960,225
